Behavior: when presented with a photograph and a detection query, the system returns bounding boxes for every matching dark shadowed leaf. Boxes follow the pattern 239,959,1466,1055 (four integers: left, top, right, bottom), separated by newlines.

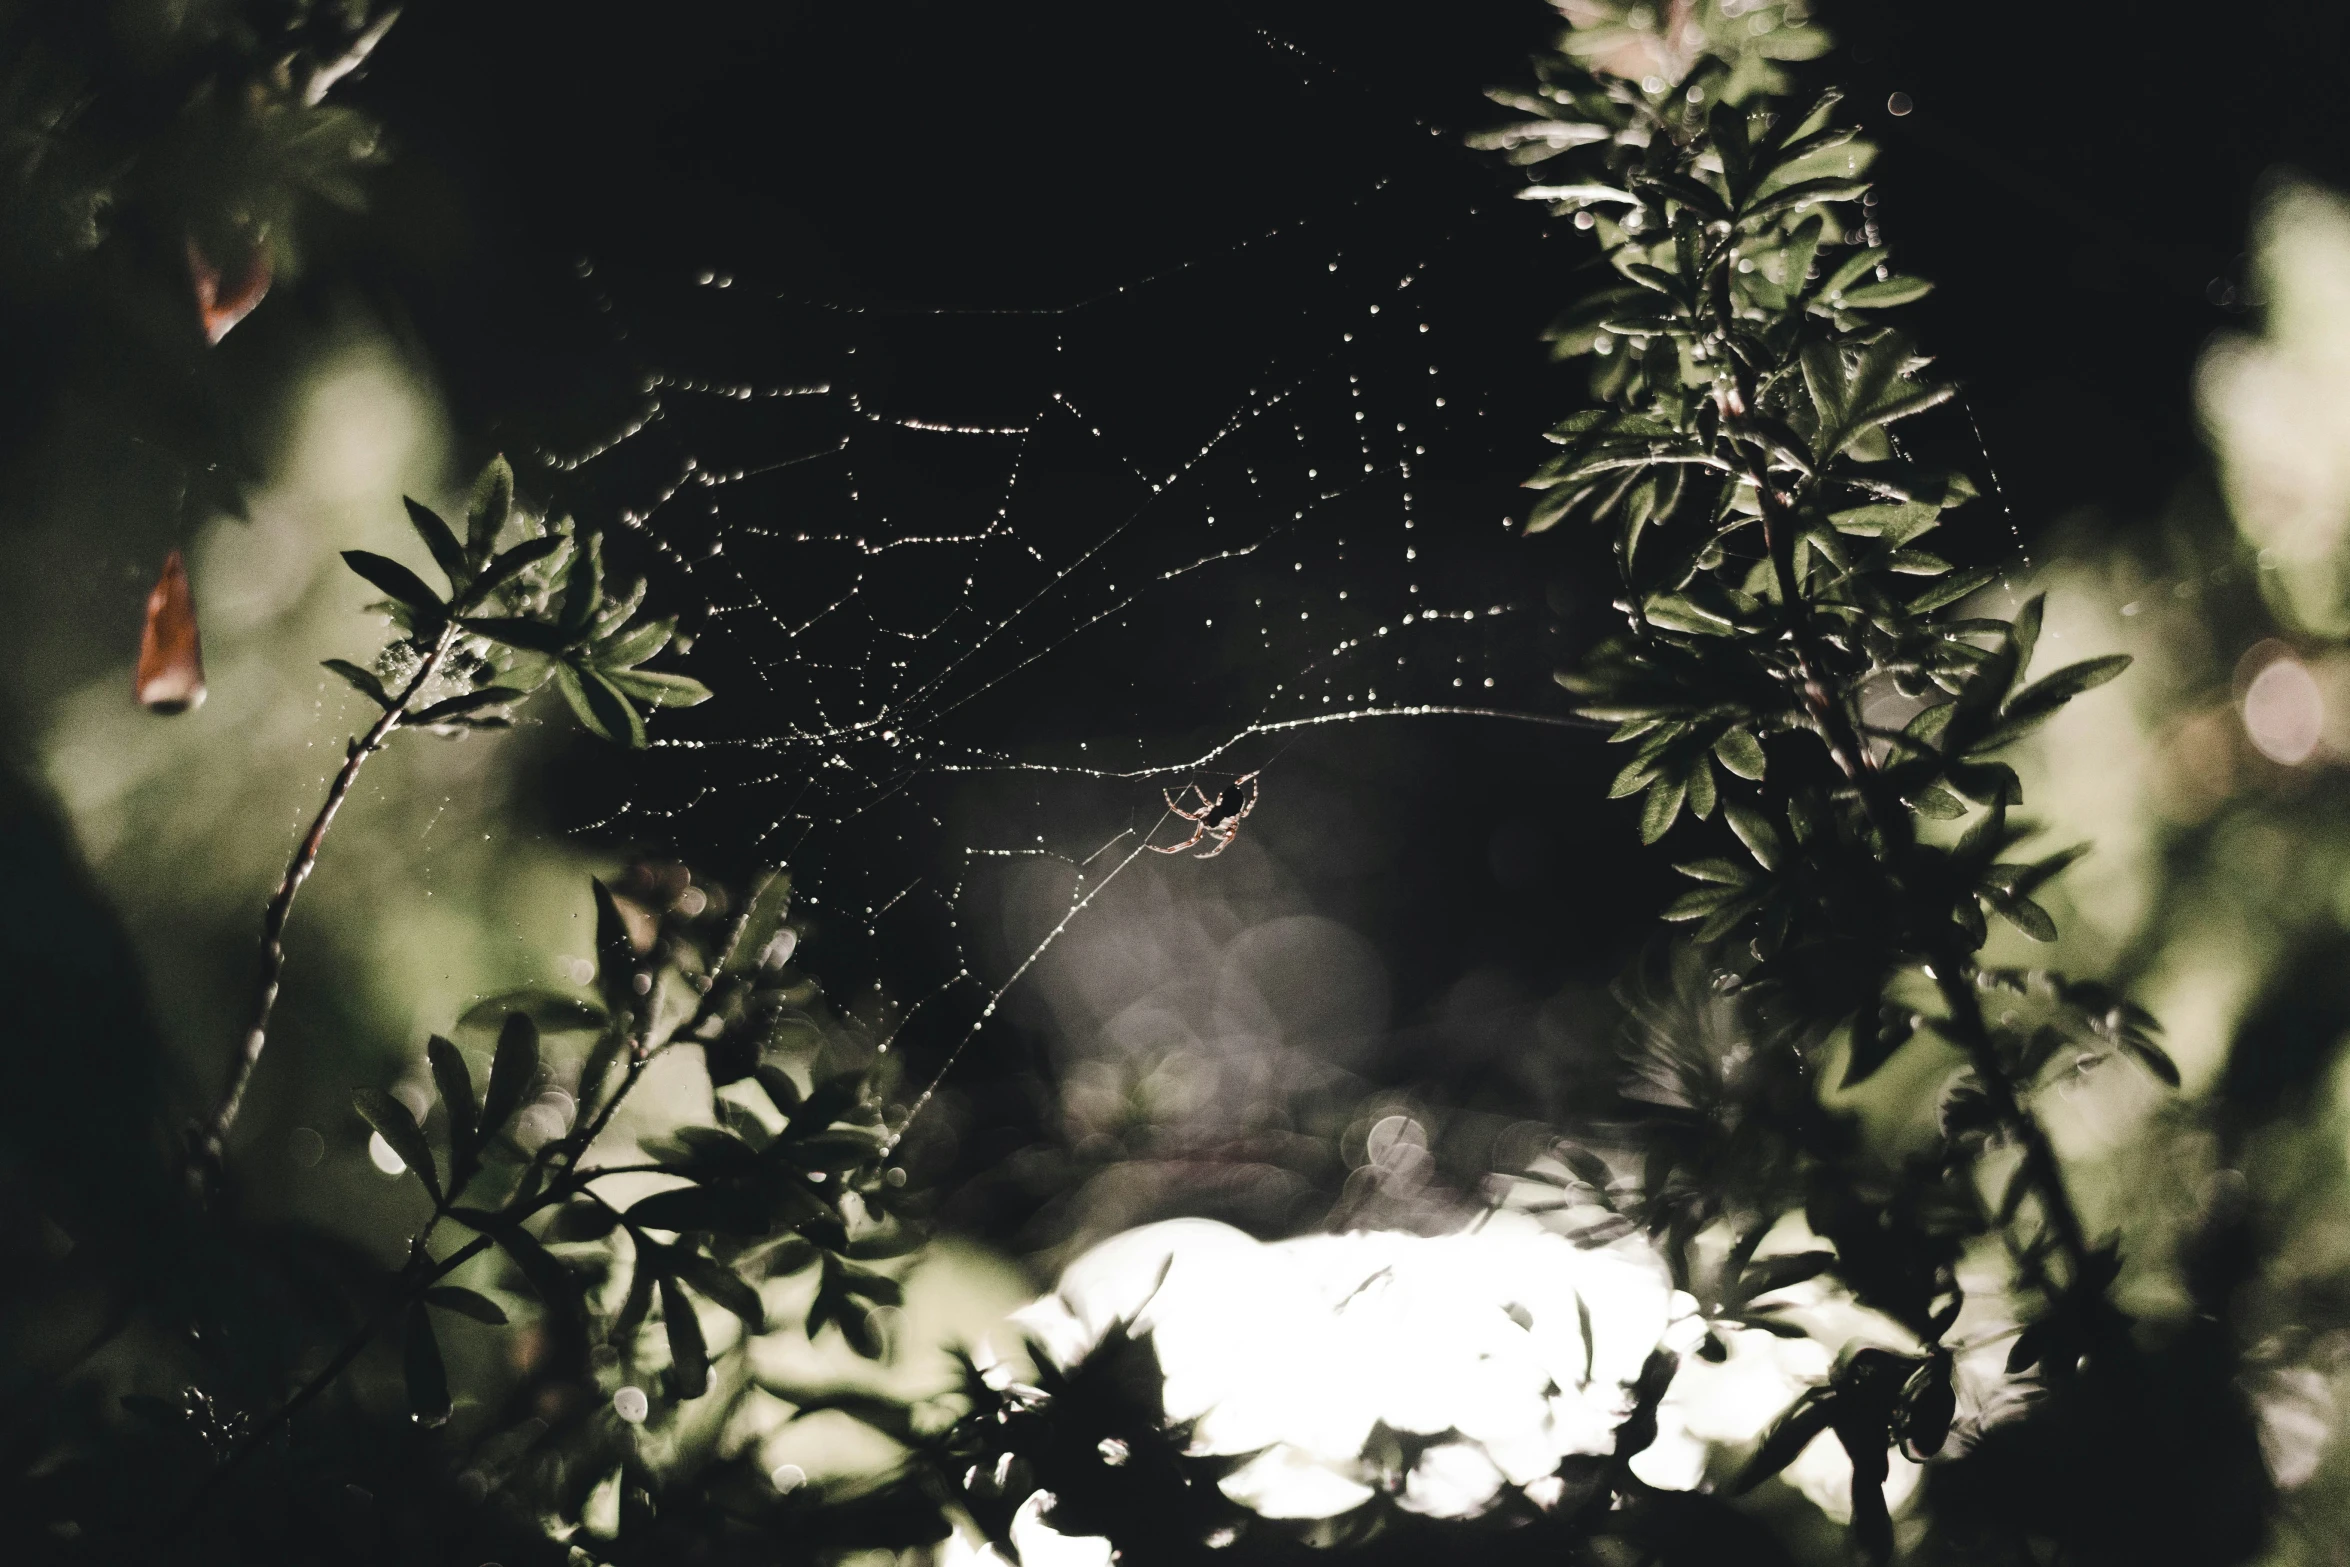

465,455,515,563
426,1034,478,1186
660,1276,709,1398
322,658,391,707
403,1304,451,1426
404,498,470,587
481,1012,539,1142
456,615,570,654
1735,1388,1835,1492
674,1251,767,1331
341,551,445,614
424,1285,509,1325
627,1185,773,1236
353,1087,439,1202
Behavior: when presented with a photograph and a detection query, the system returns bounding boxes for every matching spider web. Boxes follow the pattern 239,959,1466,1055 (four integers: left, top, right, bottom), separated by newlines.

526,110,1590,1147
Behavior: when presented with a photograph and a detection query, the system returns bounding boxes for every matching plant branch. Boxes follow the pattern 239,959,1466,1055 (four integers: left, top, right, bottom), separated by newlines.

199,623,459,1173
1932,956,2094,1289
1708,237,2094,1304
166,1223,490,1535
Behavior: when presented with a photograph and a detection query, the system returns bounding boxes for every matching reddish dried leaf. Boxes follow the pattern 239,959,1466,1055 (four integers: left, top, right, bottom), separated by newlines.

186,236,272,345
135,550,206,714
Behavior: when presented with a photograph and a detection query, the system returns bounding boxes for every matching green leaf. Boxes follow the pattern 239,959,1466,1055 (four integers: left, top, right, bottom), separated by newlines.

1610,754,1663,800
322,659,391,707
403,1304,452,1426
341,551,445,614
1838,275,1935,308
461,533,564,606
404,499,471,589
2003,655,2133,726
594,615,676,670
601,668,712,709
466,456,515,565
1639,774,1687,844
1907,785,1969,819
481,1012,540,1142
1813,246,1890,301
558,663,649,748
1713,728,1767,780
1908,567,1996,614
660,1275,710,1398
424,1285,509,1325
1740,176,1869,226
1663,886,1741,921
559,532,606,639
1992,894,2059,943
1685,757,1718,820
674,1251,767,1332
354,1087,440,1202
1724,796,1785,871
426,1035,479,1188
2010,593,2046,679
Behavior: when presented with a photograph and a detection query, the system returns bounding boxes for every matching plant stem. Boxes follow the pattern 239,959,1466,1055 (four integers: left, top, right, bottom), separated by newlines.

1932,958,2094,1287
198,623,459,1173
1706,269,2096,1300
166,1226,490,1535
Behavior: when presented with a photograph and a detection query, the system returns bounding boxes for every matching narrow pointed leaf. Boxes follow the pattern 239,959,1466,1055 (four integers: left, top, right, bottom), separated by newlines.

341,551,444,613
404,499,470,588
322,658,391,707
480,1012,539,1141
466,456,515,564
602,668,712,709
674,1251,767,1332
660,1276,710,1398
426,1035,479,1187
424,1286,509,1325
403,1305,452,1426
354,1087,440,1202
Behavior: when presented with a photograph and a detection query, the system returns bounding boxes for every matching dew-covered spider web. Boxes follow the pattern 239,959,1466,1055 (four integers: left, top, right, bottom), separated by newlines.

526,111,1594,1144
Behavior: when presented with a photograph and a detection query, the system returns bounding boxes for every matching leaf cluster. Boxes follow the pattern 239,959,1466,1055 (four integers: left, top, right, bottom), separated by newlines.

324,455,711,746
1475,9,2178,1562
350,864,923,1503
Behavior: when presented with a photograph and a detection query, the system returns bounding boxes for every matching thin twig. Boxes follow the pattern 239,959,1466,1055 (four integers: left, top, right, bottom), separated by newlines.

199,623,459,1171
166,1227,490,1535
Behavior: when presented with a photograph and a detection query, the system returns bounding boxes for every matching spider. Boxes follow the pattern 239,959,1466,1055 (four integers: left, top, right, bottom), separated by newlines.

1150,771,1260,859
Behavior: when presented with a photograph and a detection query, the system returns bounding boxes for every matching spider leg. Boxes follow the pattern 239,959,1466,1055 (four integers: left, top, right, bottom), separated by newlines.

1193,824,1238,859
1150,819,1210,855
1163,784,1214,821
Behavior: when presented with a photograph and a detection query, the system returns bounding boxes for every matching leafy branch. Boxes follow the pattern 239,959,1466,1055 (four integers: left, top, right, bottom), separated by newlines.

195,457,711,1176
1487,2,2171,1553
175,862,921,1538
